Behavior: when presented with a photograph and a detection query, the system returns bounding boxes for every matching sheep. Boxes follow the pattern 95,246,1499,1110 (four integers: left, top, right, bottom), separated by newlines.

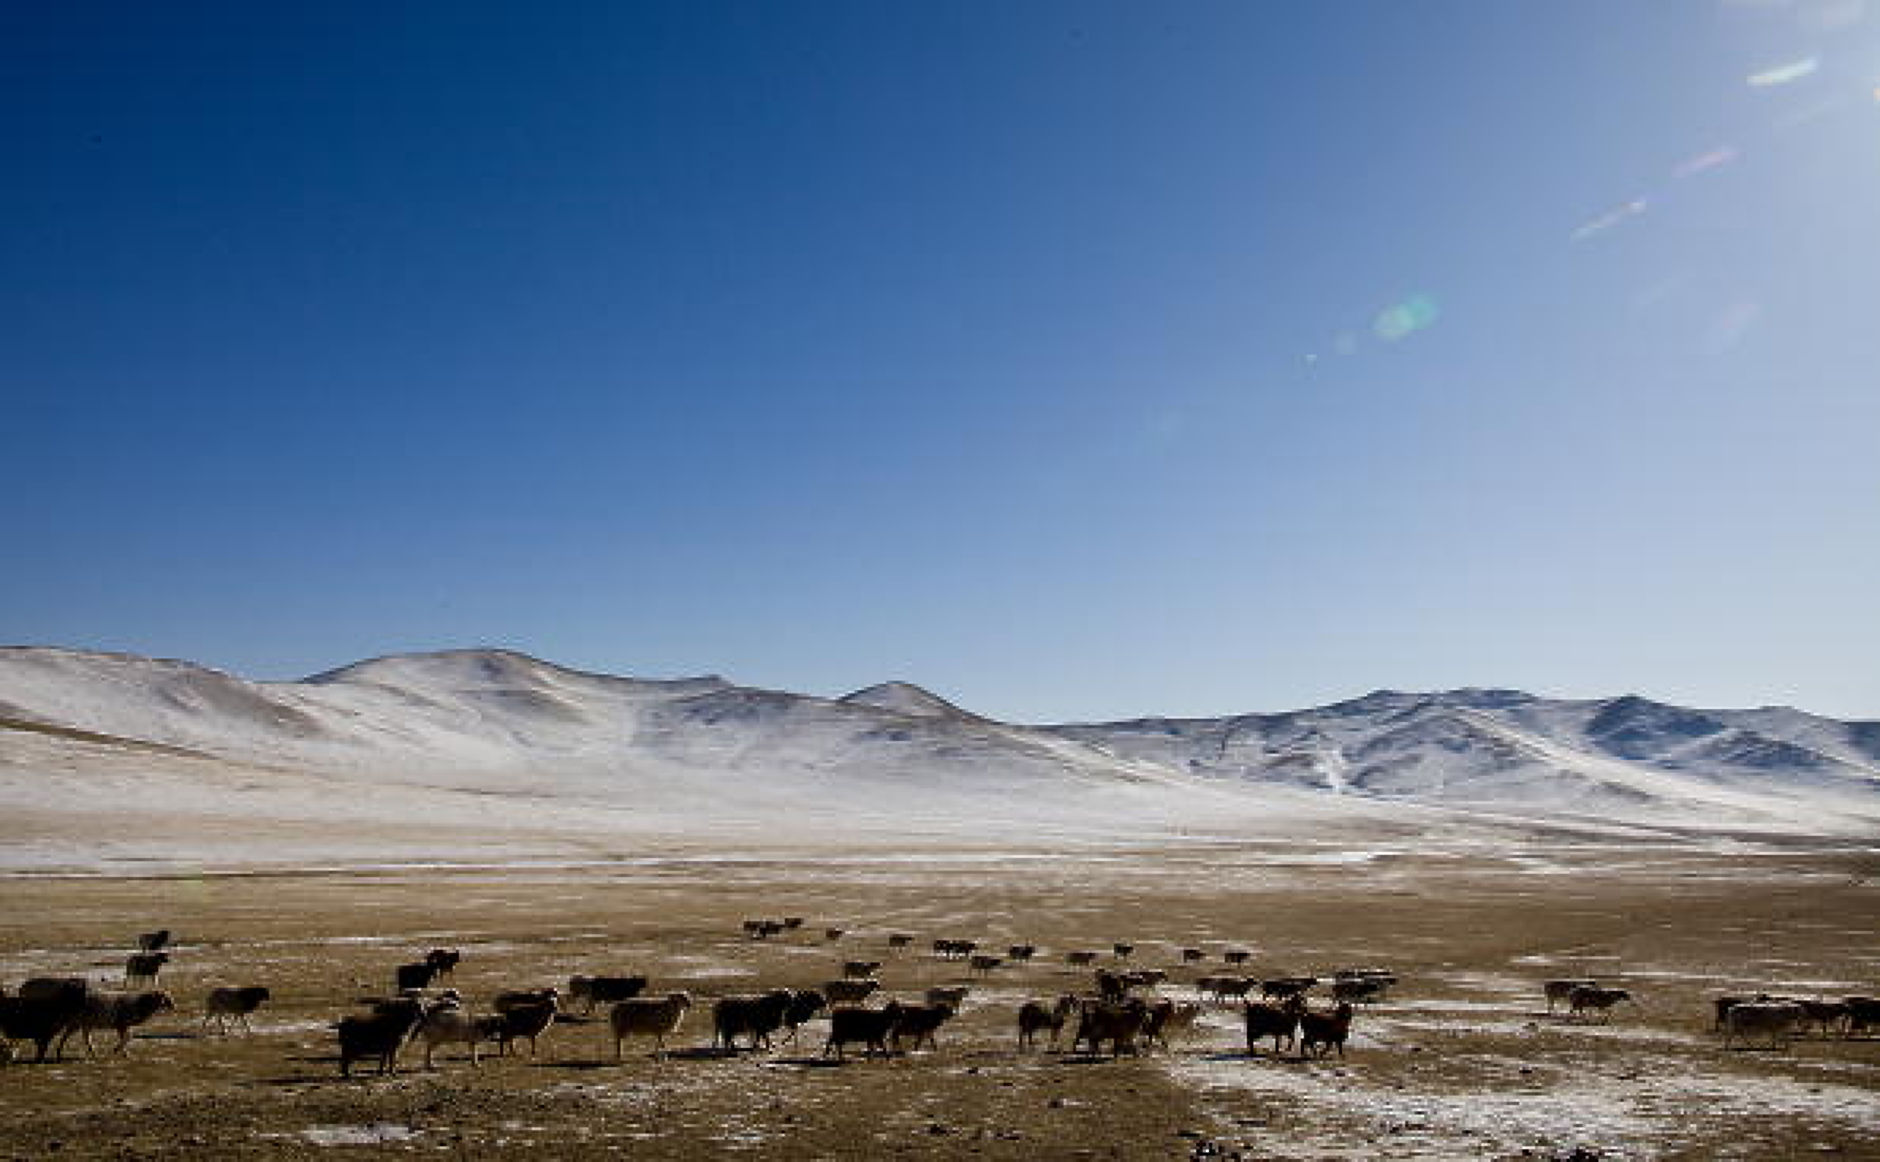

842,960,882,980
782,917,805,931
824,1001,902,1060
1095,969,1133,1004
932,939,976,960
415,997,484,1068
1568,986,1632,1022
1008,944,1037,962
1261,976,1316,1001
925,986,971,1011
1796,999,1849,1037
1846,996,1880,1036
1244,998,1302,1056
1124,969,1168,992
1017,995,1079,1050
492,996,558,1057
124,952,169,988
1223,949,1252,965
969,954,1004,976
1713,994,1764,1030
1070,999,1149,1058
336,997,427,1078
887,933,914,951
1724,1000,1807,1050
1143,1000,1202,1050
568,975,648,1015
1181,948,1205,963
0,980,89,1063
781,990,827,1044
424,949,461,978
1544,978,1597,1014
203,986,271,1034
825,928,845,942
394,962,438,992
610,993,693,1059
492,987,560,1013
1331,977,1392,1005
137,929,172,953
823,979,880,1006
714,989,795,1051
1112,942,1135,960
1196,975,1254,1005
62,989,174,1056
1065,950,1099,967
1299,1002,1356,1058
892,1003,957,1052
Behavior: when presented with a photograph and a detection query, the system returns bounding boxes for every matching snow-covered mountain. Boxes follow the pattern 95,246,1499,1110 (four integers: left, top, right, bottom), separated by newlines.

0,647,1875,868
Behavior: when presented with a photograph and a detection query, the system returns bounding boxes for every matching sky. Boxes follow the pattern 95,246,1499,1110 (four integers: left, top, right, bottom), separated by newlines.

4,1,1878,723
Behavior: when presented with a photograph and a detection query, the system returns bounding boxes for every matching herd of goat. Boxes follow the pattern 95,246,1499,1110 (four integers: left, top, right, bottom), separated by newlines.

2,922,1876,1074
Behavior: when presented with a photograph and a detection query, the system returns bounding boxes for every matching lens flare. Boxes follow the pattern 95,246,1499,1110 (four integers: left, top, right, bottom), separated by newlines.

1571,199,1648,241
1748,57,1820,86
1373,295,1440,342
1673,146,1739,178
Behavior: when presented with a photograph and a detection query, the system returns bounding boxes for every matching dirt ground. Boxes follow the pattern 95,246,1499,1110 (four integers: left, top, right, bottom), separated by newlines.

1,841,1877,1160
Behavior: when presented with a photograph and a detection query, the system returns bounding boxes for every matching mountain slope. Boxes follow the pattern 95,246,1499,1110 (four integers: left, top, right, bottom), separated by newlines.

0,646,1876,870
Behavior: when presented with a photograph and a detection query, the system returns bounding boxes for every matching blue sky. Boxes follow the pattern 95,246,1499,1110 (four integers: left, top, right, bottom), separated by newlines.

5,1,1877,721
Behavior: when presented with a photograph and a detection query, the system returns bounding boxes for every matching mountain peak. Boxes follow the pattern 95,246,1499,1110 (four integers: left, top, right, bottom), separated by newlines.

839,681,982,721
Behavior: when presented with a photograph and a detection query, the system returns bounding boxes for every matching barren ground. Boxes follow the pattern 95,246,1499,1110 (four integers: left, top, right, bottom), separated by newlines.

2,841,1877,1160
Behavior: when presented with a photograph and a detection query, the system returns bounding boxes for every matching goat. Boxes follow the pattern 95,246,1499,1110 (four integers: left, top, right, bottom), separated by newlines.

892,1003,956,1052
1224,949,1252,965
823,979,880,1007
781,990,827,1044
124,952,169,988
336,997,426,1078
1181,948,1205,963
825,928,845,942
842,960,882,980
415,997,484,1068
137,929,172,953
568,975,647,1015
424,949,461,978
925,986,971,1011
714,989,795,1051
493,996,558,1057
824,1001,902,1059
1299,1002,1355,1058
1008,944,1037,962
0,981,89,1063
1065,950,1099,967
1568,986,1631,1022
782,917,805,931
1124,969,1167,992
887,933,914,951
204,986,271,1035
1112,942,1135,960
1070,999,1149,1058
1017,995,1079,1050
1544,978,1597,1014
1244,998,1303,1055
742,919,785,940
1143,1000,1202,1050
932,939,976,960
969,954,1004,976
1724,1000,1806,1050
610,993,693,1059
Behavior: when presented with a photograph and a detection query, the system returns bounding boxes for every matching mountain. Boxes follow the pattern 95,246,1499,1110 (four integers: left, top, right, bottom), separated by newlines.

0,646,1875,869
